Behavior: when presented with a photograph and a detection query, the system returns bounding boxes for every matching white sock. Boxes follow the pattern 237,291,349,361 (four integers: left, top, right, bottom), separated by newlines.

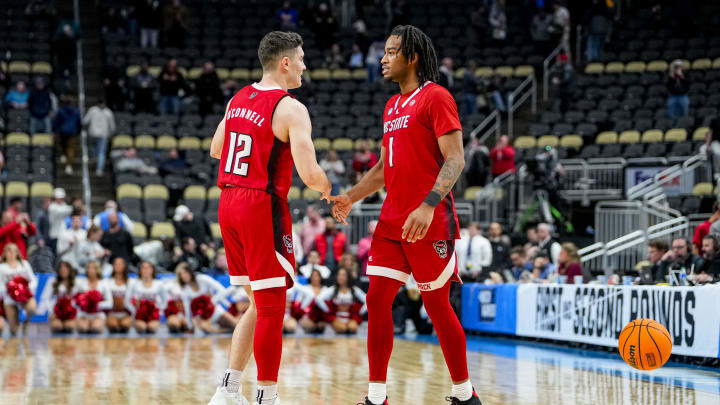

451,381,473,401
256,384,278,404
222,368,242,392
368,382,387,404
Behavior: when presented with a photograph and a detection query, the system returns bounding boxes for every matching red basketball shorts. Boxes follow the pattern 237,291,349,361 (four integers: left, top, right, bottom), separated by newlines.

366,235,460,291
218,187,295,291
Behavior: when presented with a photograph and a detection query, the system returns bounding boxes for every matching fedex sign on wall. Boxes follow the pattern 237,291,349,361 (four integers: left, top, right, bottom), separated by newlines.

624,166,693,197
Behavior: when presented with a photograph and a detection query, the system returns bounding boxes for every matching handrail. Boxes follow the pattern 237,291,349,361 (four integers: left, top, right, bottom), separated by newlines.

575,24,582,66
578,242,605,262
507,74,537,137
542,44,563,101
74,0,91,217
604,230,646,255
627,154,705,200
647,216,689,238
470,109,501,145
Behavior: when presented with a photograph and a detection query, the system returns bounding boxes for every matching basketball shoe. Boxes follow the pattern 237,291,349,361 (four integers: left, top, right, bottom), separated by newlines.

208,387,250,405
360,397,388,405
446,389,482,405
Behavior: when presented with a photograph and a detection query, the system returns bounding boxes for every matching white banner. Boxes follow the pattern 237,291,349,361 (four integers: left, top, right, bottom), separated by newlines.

515,284,720,358
624,166,694,197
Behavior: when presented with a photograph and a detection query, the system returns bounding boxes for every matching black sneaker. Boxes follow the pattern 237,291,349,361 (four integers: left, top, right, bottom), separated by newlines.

446,389,482,405
359,397,388,405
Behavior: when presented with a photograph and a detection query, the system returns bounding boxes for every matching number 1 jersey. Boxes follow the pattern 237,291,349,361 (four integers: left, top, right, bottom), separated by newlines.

217,83,294,200
375,82,462,241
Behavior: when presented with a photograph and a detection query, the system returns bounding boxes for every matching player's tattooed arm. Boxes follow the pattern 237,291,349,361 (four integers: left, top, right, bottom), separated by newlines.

428,130,465,202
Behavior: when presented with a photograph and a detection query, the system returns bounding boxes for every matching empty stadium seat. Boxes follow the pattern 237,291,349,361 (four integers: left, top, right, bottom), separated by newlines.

150,222,175,239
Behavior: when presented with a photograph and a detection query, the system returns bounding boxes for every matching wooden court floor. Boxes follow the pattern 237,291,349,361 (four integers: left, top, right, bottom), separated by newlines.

0,326,718,404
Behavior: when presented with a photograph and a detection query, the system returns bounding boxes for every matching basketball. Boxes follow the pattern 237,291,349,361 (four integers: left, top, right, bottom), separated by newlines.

618,319,672,371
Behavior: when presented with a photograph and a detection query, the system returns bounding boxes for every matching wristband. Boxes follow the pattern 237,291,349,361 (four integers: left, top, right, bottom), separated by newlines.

423,191,442,207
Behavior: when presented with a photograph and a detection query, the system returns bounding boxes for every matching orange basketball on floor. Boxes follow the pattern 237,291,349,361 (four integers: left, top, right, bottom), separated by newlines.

618,319,672,370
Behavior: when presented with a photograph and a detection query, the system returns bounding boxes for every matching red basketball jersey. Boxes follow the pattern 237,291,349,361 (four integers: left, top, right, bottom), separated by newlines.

375,82,462,241
217,83,294,199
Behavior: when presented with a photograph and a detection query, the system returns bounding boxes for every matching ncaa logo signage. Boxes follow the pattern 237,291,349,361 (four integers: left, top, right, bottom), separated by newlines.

282,235,293,254
433,241,448,259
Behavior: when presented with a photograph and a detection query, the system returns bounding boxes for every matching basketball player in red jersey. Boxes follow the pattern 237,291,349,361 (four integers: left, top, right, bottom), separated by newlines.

207,31,331,405
331,26,482,405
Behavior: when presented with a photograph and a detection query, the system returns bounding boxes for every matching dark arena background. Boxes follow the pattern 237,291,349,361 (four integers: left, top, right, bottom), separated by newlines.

0,0,719,404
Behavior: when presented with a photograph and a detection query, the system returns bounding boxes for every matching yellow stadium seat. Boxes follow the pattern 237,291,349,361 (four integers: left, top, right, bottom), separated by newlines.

513,136,537,149
183,185,207,201
311,69,331,80
494,66,514,77
30,182,53,197
211,223,222,239
604,62,624,74
313,138,331,151
363,138,378,150
596,131,618,144
453,67,467,79
641,129,663,143
9,61,31,73
144,184,169,200
680,59,691,71
148,66,162,77
693,127,710,141
584,63,604,74
287,186,301,200
352,69,368,80
464,186,483,200
188,67,203,79
202,138,213,150
231,68,250,80
513,65,535,77
251,68,263,79
31,133,53,147
664,128,687,142
475,67,494,78
560,135,583,150
6,132,30,146
692,182,713,196
331,69,352,80
331,138,354,151
624,61,646,73
302,188,321,200
537,135,559,148
178,137,201,149
117,184,142,199
713,58,720,69
646,60,668,72
6,182,29,198
618,130,640,144
692,59,712,70
216,68,230,80
150,222,175,239
0,183,4,198
31,61,53,75
134,135,156,149
177,67,188,78
156,136,178,149
125,65,140,77
112,135,134,149
132,222,148,239
208,186,222,200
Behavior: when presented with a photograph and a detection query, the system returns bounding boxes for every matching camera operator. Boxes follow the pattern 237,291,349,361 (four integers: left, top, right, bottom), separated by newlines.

533,145,564,209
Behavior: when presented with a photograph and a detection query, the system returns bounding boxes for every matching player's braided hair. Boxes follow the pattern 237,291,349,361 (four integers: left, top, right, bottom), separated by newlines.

390,25,440,84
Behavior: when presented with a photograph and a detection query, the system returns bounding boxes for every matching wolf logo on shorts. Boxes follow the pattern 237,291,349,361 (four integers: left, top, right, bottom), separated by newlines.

283,235,293,254
433,241,448,259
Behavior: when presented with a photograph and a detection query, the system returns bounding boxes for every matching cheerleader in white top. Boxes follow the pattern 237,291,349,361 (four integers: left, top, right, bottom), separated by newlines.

0,243,37,335
101,257,132,333
316,268,367,334
176,263,238,333
75,261,112,333
125,262,164,334
162,274,187,333
221,285,251,318
298,269,330,333
41,261,83,333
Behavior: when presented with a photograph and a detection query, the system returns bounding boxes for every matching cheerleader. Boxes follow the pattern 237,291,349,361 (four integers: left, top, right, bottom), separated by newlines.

298,269,329,333
125,262,164,334
162,273,188,333
102,257,132,333
176,263,238,333
222,285,251,318
0,243,37,335
0,278,5,334
316,268,366,334
75,261,112,333
42,261,83,333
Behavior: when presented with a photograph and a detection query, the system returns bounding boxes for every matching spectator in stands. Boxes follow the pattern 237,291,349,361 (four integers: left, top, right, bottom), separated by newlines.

531,8,553,56
158,59,185,115
461,60,479,115
489,135,516,177
357,220,376,274
28,77,53,135
93,200,134,233
488,222,511,272
551,52,575,113
464,137,490,187
666,60,690,122
103,63,126,112
550,0,571,51
116,147,158,174
324,43,346,69
392,277,433,335
557,242,583,283
49,188,72,251
53,95,81,175
133,63,156,113
6,197,23,221
84,99,116,176
175,237,209,273
0,211,36,259
647,240,668,284
694,201,720,254
65,197,90,230
348,43,364,68
137,0,161,48
77,225,106,273
57,214,86,271
159,148,188,176
277,1,299,30
311,2,338,50
34,197,51,247
173,205,212,248
584,0,612,62
659,238,704,282
54,18,79,76
701,119,720,181
352,139,378,182
457,222,492,281
365,39,385,83
340,252,360,280
162,0,189,48
487,74,508,113
300,205,325,254
314,216,347,271
299,250,331,280
320,149,346,195
438,57,454,89
489,0,508,44
195,61,222,117
100,212,135,266
134,237,174,273
509,246,533,281
532,251,556,280
537,222,561,265
5,81,29,109
697,234,720,284
470,3,489,45
525,225,539,247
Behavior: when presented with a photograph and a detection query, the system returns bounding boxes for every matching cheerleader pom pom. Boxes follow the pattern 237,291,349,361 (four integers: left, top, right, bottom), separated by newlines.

54,297,77,321
190,295,214,319
7,276,33,304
